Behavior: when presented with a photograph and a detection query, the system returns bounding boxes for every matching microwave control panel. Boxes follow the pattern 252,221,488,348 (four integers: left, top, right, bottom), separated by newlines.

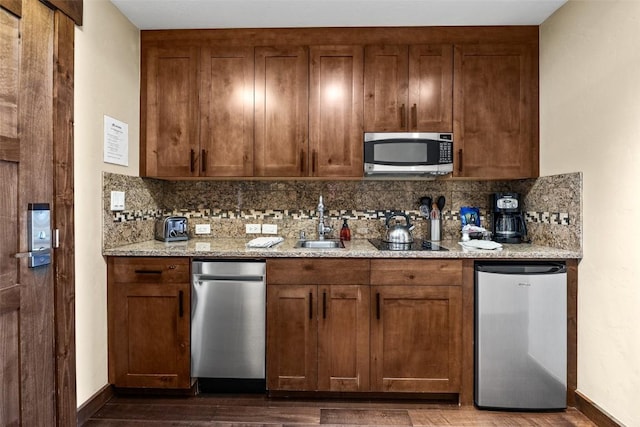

439,140,453,164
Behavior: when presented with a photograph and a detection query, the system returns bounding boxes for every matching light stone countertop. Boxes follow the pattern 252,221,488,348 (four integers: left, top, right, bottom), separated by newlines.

103,238,581,259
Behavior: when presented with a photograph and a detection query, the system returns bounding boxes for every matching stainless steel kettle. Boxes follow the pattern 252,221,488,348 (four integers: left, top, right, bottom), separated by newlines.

384,212,415,243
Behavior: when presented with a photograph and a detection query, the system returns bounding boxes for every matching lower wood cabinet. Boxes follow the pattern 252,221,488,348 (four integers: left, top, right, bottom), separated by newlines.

266,258,462,394
107,257,191,389
266,259,370,392
370,285,461,392
266,284,317,391
318,285,371,391
370,260,462,393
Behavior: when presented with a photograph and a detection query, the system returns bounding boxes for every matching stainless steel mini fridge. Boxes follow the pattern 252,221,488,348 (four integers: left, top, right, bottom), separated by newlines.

475,262,567,410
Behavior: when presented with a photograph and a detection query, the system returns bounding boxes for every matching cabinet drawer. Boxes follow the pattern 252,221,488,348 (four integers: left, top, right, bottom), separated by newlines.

370,259,462,286
267,258,370,285
109,257,190,284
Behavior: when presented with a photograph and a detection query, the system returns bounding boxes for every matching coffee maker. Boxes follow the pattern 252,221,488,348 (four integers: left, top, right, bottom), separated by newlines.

491,192,528,243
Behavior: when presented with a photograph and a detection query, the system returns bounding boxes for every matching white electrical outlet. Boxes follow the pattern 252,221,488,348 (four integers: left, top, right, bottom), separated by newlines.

195,224,211,234
110,191,125,211
262,224,278,234
246,224,261,234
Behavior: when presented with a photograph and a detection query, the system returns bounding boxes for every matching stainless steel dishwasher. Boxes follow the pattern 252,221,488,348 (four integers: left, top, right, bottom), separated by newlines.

191,260,266,392
475,261,567,410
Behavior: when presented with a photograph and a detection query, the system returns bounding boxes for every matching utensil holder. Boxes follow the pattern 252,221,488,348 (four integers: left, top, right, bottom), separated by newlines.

430,218,441,241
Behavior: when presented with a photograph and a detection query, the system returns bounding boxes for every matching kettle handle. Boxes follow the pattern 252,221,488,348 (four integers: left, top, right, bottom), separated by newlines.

385,211,414,230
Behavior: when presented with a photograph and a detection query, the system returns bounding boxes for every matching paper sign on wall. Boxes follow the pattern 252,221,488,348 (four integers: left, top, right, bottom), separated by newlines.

103,115,129,166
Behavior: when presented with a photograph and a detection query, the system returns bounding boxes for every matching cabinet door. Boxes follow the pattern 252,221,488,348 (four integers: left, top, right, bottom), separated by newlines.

110,281,190,388
255,46,309,176
318,285,370,392
266,285,317,391
453,43,538,178
108,257,191,389
370,286,461,393
408,44,453,131
199,46,254,176
309,46,364,177
364,45,409,131
142,46,199,177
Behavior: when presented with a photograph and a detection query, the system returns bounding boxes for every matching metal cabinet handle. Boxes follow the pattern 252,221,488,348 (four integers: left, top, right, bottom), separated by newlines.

179,290,184,317
411,103,417,129
309,292,313,319
458,149,463,173
400,104,406,128
201,149,207,173
190,149,195,173
376,292,381,320
134,270,162,275
322,291,326,319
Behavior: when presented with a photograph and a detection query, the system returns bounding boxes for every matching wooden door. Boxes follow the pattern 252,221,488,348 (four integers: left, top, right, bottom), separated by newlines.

254,46,308,177
142,46,199,177
453,43,538,178
266,285,317,391
1,9,22,423
408,44,453,131
364,45,409,131
317,285,370,392
200,46,254,176
370,285,462,393
108,257,191,389
1,0,75,424
309,46,363,177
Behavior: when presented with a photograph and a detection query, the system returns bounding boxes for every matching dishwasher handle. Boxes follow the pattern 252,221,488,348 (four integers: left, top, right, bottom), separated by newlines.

194,274,265,282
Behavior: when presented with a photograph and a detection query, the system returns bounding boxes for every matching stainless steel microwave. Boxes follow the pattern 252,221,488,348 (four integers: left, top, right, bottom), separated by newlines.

364,132,453,176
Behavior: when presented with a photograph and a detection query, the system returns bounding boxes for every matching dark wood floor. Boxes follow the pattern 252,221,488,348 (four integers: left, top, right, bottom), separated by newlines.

84,394,596,426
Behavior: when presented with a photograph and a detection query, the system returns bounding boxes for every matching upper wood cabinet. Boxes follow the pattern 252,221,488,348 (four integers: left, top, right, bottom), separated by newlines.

199,46,254,176
254,46,309,177
140,27,538,179
142,47,199,177
309,46,364,177
142,46,255,177
364,44,453,132
453,43,539,179
243,45,365,178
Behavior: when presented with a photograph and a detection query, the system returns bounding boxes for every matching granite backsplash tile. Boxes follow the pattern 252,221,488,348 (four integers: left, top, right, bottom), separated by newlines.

102,174,164,249
103,172,582,253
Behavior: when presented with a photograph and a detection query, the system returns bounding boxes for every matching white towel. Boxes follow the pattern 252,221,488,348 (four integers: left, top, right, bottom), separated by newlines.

246,236,284,248
458,240,503,250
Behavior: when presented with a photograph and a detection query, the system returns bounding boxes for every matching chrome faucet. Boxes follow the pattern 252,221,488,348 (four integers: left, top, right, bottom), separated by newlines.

317,195,332,239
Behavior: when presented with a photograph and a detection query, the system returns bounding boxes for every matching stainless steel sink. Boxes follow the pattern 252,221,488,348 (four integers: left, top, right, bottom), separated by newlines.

295,239,345,249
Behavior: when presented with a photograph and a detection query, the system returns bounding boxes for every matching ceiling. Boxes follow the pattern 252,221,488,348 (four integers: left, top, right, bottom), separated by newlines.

110,0,567,30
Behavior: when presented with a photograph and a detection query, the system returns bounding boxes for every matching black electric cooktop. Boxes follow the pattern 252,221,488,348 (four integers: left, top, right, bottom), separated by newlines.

368,238,449,251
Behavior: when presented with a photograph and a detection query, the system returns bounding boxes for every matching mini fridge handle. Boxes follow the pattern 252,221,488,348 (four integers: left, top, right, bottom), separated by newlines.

476,262,566,275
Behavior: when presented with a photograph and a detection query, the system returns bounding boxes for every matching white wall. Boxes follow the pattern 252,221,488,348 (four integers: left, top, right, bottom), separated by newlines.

540,1,640,425
74,0,140,406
